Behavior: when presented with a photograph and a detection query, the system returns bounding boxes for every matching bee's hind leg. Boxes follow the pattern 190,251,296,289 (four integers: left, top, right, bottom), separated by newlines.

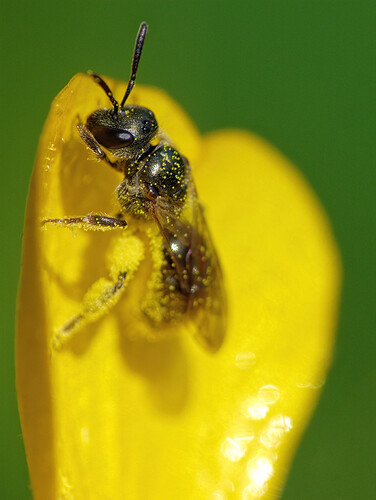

52,233,145,350
53,272,127,350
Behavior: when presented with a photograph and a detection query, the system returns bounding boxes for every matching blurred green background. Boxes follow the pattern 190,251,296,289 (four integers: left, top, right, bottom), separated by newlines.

1,1,374,498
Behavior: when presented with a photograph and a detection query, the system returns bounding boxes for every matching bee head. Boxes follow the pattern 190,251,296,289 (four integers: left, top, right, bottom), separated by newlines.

85,105,158,157
85,22,156,157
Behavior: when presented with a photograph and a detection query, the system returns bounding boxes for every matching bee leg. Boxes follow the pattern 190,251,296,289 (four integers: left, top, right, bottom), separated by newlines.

77,123,123,173
53,272,127,350
41,214,127,231
51,232,145,350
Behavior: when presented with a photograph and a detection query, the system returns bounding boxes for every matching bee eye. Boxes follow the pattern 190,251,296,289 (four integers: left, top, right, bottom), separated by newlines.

142,119,152,134
90,125,134,149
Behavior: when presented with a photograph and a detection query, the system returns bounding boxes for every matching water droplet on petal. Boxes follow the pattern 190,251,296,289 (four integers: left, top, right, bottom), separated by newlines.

258,384,280,405
241,397,269,420
221,434,254,462
243,457,274,498
235,351,256,369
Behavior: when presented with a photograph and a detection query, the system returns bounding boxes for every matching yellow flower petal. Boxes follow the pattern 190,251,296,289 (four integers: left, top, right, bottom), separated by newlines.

17,74,341,499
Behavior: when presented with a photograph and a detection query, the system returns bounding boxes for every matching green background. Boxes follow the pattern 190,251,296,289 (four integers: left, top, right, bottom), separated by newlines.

1,1,374,498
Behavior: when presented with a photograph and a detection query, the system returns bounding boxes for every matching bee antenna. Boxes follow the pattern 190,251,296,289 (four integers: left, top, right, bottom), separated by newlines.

90,72,120,115
120,22,148,108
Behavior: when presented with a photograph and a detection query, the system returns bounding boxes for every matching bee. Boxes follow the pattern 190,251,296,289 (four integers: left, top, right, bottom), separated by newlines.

43,22,226,352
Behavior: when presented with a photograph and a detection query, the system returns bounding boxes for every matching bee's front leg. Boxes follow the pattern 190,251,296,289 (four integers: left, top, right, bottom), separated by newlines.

77,123,123,173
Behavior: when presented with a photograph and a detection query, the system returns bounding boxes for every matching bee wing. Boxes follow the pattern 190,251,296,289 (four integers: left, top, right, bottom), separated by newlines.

186,172,227,352
152,166,226,352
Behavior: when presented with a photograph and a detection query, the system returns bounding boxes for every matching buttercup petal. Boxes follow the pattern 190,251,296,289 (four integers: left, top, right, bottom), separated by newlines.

17,74,341,499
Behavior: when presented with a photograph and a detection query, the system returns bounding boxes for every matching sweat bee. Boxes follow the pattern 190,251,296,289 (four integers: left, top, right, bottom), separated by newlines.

43,22,226,352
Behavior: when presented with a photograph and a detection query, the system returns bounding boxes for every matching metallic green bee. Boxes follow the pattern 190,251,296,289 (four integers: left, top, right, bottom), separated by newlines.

43,22,226,352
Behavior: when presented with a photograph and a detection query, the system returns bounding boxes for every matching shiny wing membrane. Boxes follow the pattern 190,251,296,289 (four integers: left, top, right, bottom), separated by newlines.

152,165,226,352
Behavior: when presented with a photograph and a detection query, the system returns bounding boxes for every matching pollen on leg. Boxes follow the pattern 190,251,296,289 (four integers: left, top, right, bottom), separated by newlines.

52,275,126,350
82,276,127,319
141,228,166,323
140,226,186,327
107,233,145,281
52,233,145,350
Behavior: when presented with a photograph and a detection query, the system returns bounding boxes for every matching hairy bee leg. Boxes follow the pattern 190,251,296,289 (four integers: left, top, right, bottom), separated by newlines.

51,233,145,350
41,214,127,230
77,123,123,172
53,272,127,350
